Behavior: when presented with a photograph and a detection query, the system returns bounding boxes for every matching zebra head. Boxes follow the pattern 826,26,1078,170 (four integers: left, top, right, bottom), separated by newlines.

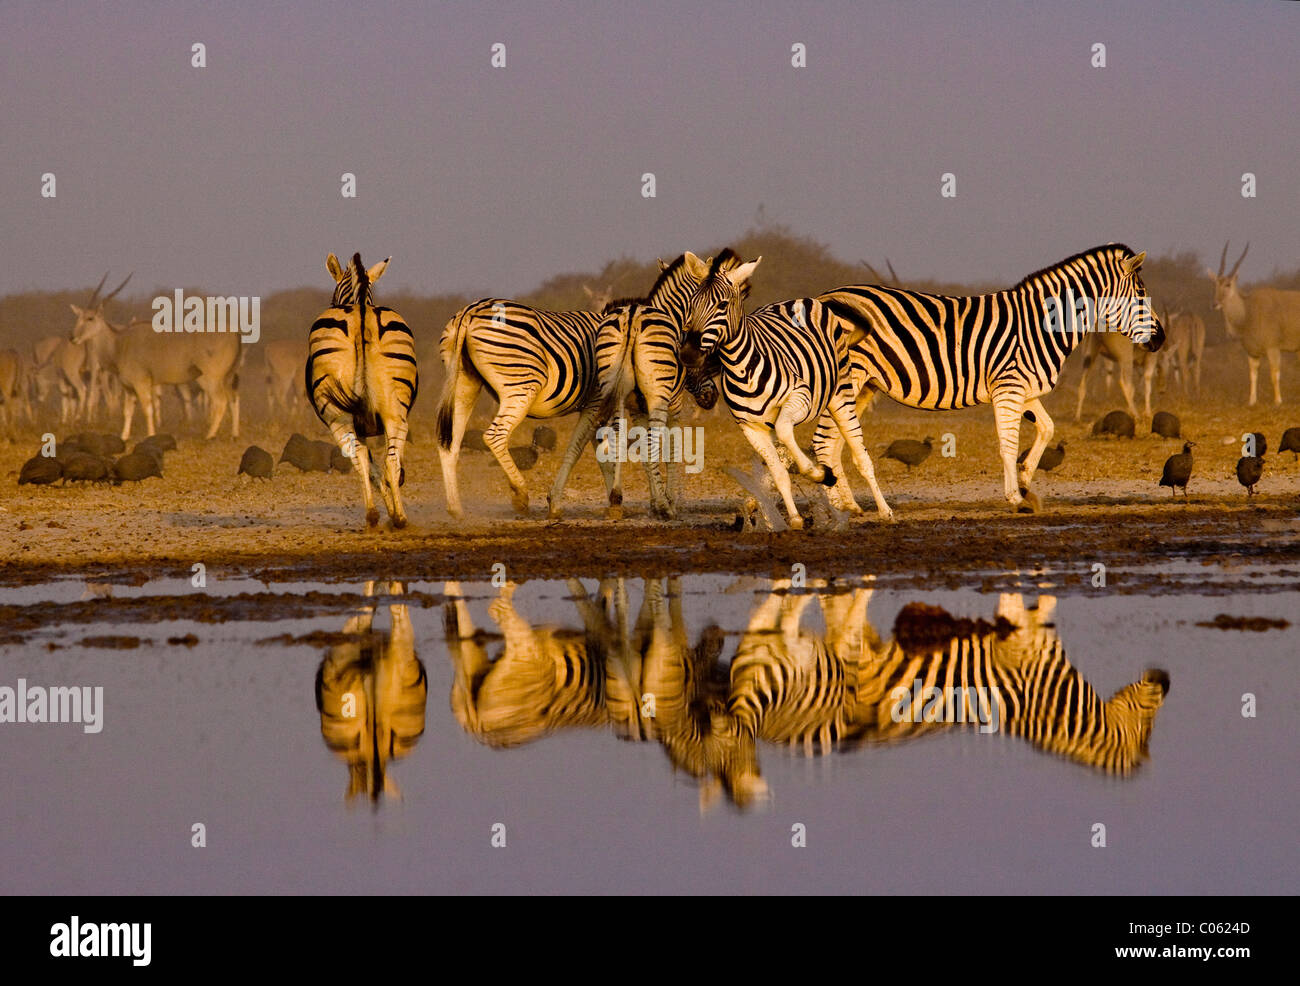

684,253,762,361
326,252,390,308
1097,247,1164,353
69,270,132,345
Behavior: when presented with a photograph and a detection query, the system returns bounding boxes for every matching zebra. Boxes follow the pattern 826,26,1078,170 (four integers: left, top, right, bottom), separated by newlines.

435,295,616,518
683,253,894,529
315,581,427,803
546,252,729,520
816,244,1165,512
726,585,1171,775
306,253,418,528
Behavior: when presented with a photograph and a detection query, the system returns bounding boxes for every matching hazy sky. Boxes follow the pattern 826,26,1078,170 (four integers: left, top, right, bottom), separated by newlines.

2,0,1297,301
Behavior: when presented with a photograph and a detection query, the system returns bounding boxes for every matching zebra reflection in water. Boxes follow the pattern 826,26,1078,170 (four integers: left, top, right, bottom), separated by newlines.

315,581,428,804
442,580,1170,810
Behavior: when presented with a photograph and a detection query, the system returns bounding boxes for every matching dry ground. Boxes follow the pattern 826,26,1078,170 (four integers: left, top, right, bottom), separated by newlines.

2,341,1298,586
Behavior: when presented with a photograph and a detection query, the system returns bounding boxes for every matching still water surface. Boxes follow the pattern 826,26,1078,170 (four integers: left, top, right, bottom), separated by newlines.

0,574,1294,894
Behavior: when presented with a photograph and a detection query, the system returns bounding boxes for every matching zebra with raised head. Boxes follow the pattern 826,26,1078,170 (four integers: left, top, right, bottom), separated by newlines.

435,294,617,518
306,253,418,528
546,252,730,520
816,244,1165,513
683,253,894,529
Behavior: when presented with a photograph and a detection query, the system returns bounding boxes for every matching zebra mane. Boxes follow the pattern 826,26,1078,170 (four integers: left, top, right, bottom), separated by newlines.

602,296,642,313
645,255,688,299
707,248,751,299
351,253,369,305
1013,243,1136,291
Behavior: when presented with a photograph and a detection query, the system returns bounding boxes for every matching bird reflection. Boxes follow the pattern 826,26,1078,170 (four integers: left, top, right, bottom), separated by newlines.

315,580,428,805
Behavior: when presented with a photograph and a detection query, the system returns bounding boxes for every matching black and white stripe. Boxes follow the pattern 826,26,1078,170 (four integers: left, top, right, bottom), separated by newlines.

684,252,894,529
306,252,418,528
817,244,1165,511
435,294,615,517
547,252,728,520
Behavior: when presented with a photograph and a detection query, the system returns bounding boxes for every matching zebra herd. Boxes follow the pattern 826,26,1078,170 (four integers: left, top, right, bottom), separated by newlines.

308,242,1166,528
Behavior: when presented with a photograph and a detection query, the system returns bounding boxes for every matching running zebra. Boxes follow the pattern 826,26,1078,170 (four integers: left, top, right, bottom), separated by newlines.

727,586,1171,774
683,253,894,529
816,244,1165,512
435,296,616,518
546,252,730,520
306,253,418,528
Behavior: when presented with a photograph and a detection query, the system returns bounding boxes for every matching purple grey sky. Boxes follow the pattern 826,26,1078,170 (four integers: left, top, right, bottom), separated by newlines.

2,0,1297,300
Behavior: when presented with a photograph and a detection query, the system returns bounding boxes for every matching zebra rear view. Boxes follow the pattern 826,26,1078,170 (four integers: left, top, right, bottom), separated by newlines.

306,253,418,528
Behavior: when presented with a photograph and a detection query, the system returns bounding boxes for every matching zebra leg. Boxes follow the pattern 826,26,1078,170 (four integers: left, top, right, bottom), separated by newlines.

436,371,481,519
329,418,378,527
546,401,601,519
383,425,409,529
991,391,1032,511
823,395,893,521
644,405,674,518
1246,356,1260,407
484,389,536,515
1016,398,1053,496
740,421,807,530
772,392,829,485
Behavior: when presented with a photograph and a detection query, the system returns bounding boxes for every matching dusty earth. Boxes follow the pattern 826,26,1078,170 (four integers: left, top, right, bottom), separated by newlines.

2,341,1298,592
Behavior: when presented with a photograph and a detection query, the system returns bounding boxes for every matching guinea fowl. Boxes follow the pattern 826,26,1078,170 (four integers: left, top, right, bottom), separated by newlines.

509,444,540,472
18,455,62,486
63,432,125,458
531,425,557,453
1151,411,1181,439
112,450,163,483
462,429,490,453
1281,427,1300,460
1236,455,1264,496
238,445,274,479
1019,441,1065,472
280,434,331,472
1244,431,1267,457
1092,410,1135,438
1159,442,1195,500
884,436,934,470
61,451,111,484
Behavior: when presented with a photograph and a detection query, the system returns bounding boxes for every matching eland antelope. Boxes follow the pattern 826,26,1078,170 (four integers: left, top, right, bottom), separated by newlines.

1208,242,1300,406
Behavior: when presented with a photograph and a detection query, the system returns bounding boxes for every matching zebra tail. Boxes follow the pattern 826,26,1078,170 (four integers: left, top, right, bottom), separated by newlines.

436,308,472,449
597,307,639,423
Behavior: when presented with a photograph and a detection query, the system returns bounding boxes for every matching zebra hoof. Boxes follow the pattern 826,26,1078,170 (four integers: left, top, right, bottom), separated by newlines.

819,467,837,488
391,515,407,530
510,492,530,515
366,508,380,528
1016,490,1041,514
788,515,805,531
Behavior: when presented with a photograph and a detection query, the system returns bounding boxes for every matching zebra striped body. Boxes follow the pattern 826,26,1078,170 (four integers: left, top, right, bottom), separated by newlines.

727,587,1170,774
436,297,614,517
547,252,727,520
306,253,418,528
315,581,427,803
816,244,1164,511
684,253,894,529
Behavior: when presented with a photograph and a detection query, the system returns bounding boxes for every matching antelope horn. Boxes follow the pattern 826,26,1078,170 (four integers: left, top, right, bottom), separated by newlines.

860,259,885,282
1217,241,1230,277
1228,242,1249,279
87,271,110,306
886,258,899,284
101,271,133,304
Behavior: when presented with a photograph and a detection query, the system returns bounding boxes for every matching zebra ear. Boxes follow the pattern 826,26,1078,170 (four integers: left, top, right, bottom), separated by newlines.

724,256,762,289
683,252,709,279
1121,251,1146,275
326,254,343,281
366,257,390,282
657,258,669,271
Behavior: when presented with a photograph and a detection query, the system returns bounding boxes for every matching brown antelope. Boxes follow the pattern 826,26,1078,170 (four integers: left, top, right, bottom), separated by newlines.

29,336,86,424
1156,305,1207,397
68,272,132,420
1073,330,1156,421
71,301,241,440
1208,242,1300,406
261,338,301,417
0,349,26,431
